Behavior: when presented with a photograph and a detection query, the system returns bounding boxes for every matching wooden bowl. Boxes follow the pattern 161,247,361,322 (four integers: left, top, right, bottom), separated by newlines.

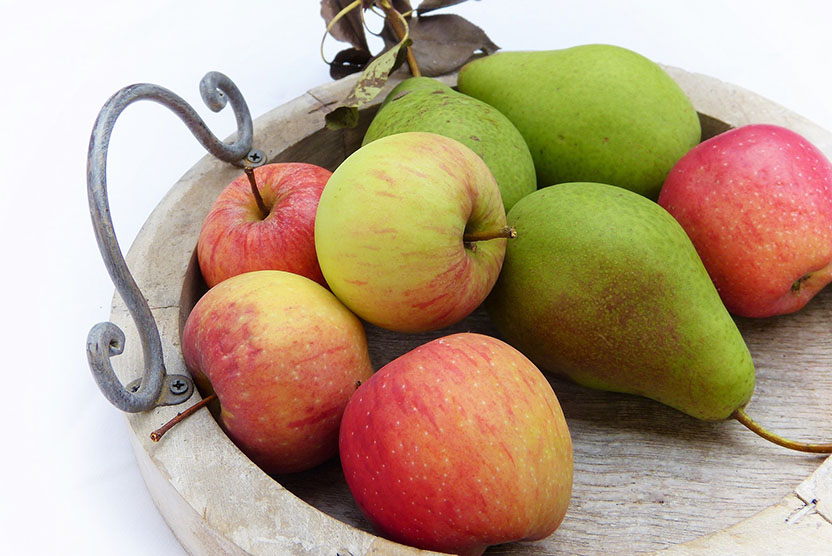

107,67,832,555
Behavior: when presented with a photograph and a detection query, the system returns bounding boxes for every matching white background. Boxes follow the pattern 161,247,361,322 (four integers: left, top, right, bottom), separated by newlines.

2,1,831,554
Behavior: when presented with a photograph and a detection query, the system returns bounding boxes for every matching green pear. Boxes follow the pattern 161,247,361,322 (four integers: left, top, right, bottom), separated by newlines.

363,76,536,212
486,182,755,421
457,44,701,199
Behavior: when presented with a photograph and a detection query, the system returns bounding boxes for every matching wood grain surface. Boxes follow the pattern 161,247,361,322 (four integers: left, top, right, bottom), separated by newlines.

107,67,832,555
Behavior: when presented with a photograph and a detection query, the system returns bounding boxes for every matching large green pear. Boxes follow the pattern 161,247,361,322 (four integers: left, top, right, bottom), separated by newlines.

457,44,701,199
363,76,536,212
486,182,755,421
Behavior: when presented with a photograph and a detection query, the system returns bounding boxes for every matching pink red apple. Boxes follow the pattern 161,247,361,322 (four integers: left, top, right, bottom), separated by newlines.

314,132,510,333
658,124,832,317
339,332,573,556
197,162,331,288
182,270,373,474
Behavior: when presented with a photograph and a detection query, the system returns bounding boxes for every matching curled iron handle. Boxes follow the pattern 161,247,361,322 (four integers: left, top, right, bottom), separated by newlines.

87,71,262,413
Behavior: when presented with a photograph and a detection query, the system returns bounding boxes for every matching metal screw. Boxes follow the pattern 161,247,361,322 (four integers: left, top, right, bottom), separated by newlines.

246,149,265,165
169,378,189,395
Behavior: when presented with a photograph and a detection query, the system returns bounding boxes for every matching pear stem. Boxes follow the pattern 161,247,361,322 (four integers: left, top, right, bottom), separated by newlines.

463,226,517,243
732,407,832,454
245,167,269,220
150,394,218,442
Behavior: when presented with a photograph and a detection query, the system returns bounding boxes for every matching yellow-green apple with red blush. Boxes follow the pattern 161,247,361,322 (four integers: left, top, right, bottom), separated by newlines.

339,332,573,556
197,162,331,288
658,124,832,317
314,132,511,333
182,270,373,474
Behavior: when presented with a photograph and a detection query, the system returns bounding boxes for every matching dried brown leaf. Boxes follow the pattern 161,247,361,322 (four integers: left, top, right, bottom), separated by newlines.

320,0,370,52
416,0,473,15
407,14,499,76
390,0,414,15
329,47,374,79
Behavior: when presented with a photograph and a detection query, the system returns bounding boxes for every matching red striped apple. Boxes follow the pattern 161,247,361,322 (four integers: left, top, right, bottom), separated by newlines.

314,132,511,333
339,332,573,556
658,124,832,317
197,162,331,288
182,270,373,474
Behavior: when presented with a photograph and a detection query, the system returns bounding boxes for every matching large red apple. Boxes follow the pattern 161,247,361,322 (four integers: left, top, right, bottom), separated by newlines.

182,270,374,474
339,332,573,556
197,162,331,288
658,124,832,317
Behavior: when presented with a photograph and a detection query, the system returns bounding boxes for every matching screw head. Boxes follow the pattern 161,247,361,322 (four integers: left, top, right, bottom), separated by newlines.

245,149,266,167
169,378,189,396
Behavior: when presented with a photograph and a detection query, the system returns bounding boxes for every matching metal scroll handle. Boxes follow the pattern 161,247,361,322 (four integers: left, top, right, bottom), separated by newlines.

86,71,264,413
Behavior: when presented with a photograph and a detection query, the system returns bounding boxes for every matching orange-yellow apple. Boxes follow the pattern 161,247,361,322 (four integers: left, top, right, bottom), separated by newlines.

182,270,373,474
339,332,573,556
659,124,832,317
314,132,509,333
197,162,331,288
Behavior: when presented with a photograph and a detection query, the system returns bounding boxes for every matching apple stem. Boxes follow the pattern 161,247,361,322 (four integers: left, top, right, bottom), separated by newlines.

463,226,517,243
150,393,218,442
244,167,269,220
732,407,832,454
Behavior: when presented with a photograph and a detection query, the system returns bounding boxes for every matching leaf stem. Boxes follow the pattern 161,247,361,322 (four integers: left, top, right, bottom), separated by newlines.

377,0,421,76
245,167,269,220
150,394,218,442
732,407,832,454
320,0,364,64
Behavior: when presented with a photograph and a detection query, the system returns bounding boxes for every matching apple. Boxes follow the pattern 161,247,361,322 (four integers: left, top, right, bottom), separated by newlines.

314,132,511,333
182,270,374,474
339,332,573,556
658,124,832,317
197,162,331,288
